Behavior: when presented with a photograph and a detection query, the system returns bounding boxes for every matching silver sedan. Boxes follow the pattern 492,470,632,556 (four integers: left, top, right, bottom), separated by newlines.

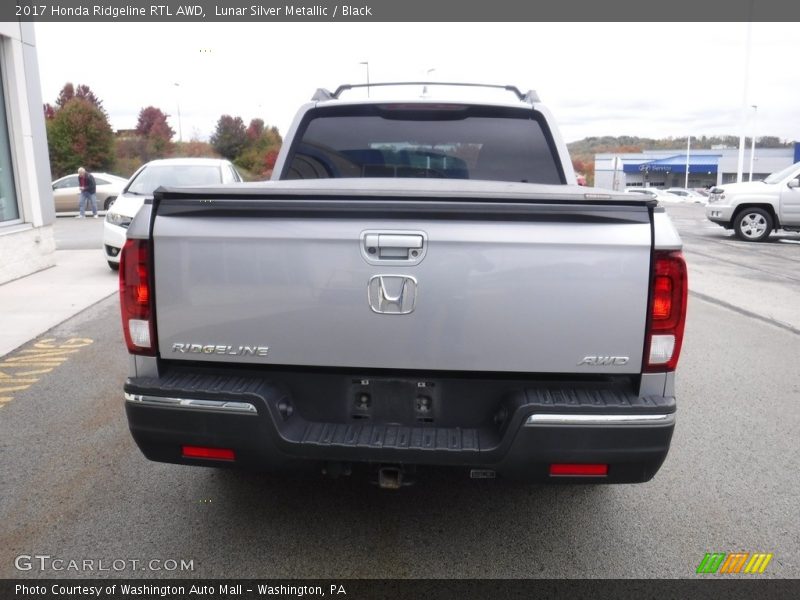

51,172,128,213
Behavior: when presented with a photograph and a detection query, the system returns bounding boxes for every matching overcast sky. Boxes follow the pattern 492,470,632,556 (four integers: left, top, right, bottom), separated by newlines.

33,22,800,144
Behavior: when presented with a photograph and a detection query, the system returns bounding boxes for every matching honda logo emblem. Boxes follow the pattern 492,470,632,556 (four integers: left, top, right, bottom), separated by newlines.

368,275,417,314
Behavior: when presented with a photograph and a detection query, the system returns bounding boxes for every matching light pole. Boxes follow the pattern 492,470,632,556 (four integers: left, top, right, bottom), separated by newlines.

421,68,436,97
748,105,758,182
174,82,183,143
736,12,754,182
685,135,691,189
359,61,370,97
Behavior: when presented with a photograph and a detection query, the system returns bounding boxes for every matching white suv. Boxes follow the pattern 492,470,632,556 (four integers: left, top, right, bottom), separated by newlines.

103,158,242,269
705,161,800,242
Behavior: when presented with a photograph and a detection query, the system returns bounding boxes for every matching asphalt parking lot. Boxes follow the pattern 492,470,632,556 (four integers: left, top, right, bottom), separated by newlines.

0,205,798,579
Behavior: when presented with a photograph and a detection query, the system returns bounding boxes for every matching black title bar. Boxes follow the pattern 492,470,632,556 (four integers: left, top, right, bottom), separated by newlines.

5,0,797,22
3,579,800,600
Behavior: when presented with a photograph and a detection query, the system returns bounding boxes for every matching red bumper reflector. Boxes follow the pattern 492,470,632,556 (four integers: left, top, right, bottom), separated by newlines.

549,463,608,477
182,445,236,461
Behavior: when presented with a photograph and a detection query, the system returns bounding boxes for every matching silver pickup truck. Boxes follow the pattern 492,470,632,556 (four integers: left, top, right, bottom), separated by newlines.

120,83,688,487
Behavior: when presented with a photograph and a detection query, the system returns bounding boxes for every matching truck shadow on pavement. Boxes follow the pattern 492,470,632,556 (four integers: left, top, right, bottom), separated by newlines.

178,466,613,578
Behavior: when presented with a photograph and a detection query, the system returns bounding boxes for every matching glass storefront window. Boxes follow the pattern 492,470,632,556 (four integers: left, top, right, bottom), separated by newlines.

0,58,20,223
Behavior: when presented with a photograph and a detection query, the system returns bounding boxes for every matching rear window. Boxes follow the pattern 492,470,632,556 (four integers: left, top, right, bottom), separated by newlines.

126,165,223,195
283,105,563,184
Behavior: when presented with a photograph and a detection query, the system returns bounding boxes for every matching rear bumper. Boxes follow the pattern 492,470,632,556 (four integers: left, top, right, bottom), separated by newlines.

124,369,676,484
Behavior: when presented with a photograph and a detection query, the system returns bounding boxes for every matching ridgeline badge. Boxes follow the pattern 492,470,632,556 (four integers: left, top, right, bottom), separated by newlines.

172,343,269,357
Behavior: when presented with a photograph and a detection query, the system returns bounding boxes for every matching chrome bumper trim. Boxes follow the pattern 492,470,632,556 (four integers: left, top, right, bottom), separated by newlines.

125,392,257,414
525,412,675,426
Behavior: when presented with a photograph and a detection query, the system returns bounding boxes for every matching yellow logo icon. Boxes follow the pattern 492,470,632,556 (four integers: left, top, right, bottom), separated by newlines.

696,552,773,574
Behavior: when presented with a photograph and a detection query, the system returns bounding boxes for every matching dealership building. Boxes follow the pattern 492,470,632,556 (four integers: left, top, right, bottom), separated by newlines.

594,144,800,191
0,22,54,285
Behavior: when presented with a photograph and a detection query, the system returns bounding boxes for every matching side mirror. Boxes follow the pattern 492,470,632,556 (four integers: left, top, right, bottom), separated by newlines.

788,178,800,189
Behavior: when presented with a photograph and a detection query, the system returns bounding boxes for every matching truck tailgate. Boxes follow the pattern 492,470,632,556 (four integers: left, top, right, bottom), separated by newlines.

151,186,653,375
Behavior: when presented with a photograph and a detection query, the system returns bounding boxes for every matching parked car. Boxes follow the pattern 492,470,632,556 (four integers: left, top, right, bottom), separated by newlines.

664,187,707,204
52,172,127,213
103,158,242,270
624,187,669,201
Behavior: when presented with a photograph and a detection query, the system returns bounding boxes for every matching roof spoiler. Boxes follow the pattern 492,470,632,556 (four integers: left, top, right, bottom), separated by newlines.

311,82,540,104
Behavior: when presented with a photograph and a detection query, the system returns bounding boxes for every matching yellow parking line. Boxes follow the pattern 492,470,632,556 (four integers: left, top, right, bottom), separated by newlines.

5,369,54,376
0,337,94,408
0,385,35,394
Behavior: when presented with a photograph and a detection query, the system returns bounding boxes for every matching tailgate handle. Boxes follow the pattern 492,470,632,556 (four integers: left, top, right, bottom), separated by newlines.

364,233,425,260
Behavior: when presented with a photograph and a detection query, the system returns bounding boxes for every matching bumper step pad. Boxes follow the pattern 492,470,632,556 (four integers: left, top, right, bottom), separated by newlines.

301,422,480,452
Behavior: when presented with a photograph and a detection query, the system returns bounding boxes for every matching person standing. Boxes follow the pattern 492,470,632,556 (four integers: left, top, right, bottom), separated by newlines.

76,167,98,218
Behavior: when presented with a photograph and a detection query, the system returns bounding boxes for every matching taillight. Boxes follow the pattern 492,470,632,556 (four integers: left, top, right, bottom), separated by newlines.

119,238,157,355
644,250,688,372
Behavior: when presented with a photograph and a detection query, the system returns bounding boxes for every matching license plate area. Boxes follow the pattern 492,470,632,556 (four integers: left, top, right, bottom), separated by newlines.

350,378,439,424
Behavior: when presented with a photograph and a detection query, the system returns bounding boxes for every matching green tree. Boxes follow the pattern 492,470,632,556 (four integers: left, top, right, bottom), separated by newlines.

56,83,105,113
210,115,247,160
757,136,786,148
234,119,282,176
246,118,265,141
135,106,174,139
146,119,174,158
55,83,75,109
46,98,114,178
135,106,175,160
178,138,218,158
